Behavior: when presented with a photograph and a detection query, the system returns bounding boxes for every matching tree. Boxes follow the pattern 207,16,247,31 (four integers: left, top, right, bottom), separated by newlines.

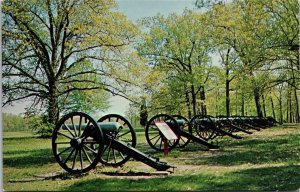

2,0,137,124
62,89,110,116
137,11,213,117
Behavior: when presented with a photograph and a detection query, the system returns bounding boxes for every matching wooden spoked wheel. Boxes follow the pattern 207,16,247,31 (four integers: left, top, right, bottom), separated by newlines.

145,114,180,151
97,114,136,167
216,116,234,133
172,115,192,148
189,115,216,140
52,112,104,174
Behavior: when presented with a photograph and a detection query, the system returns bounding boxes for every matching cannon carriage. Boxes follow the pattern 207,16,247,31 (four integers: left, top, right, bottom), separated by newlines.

190,115,244,141
143,113,272,152
52,112,174,174
144,114,220,152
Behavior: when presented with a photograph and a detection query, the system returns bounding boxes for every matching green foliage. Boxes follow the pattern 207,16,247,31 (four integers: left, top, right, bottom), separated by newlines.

2,0,138,124
61,89,110,116
135,0,299,121
137,11,214,116
2,113,53,137
26,115,54,138
2,113,29,132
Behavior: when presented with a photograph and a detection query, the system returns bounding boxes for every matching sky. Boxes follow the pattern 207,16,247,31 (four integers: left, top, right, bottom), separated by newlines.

2,0,197,116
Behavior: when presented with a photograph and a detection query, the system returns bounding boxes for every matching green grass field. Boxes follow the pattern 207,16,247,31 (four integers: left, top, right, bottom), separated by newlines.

3,124,300,191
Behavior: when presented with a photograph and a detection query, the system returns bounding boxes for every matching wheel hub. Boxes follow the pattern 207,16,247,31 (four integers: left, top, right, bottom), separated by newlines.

70,137,82,148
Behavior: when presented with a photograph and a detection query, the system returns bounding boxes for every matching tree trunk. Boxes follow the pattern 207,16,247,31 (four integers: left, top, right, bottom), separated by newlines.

224,48,231,117
279,91,283,124
185,88,192,119
199,86,207,115
289,88,293,123
286,89,290,123
216,89,219,116
285,86,294,123
241,92,245,116
235,89,238,116
270,96,276,120
48,86,59,125
225,78,230,117
191,84,197,117
253,87,263,117
262,94,266,117
294,87,300,123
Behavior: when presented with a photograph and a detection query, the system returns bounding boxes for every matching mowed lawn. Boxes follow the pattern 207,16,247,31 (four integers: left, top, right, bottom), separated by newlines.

3,124,300,191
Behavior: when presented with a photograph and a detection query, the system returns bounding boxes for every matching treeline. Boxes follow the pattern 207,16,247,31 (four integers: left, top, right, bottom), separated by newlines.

2,113,51,136
2,113,30,132
2,0,299,130
131,0,299,124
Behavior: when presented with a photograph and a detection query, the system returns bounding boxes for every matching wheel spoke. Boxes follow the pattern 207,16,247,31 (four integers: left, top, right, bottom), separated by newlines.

63,148,75,164
112,149,117,163
63,123,76,138
153,136,161,146
78,115,82,137
118,130,131,138
79,149,83,170
150,134,160,141
103,144,109,153
71,117,78,137
57,131,73,140
84,145,98,154
118,151,125,160
151,126,159,131
159,138,163,149
82,148,92,164
72,149,78,169
106,146,111,162
58,146,72,156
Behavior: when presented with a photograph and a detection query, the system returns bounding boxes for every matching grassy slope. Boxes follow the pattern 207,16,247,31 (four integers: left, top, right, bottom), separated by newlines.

3,124,300,191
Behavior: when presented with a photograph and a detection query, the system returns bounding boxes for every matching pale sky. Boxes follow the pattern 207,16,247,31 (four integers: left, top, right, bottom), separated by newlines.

2,0,196,116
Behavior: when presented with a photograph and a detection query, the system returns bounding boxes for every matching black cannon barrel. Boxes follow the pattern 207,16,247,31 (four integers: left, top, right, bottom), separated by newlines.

214,125,243,139
206,116,243,139
178,129,220,149
217,117,252,134
166,120,220,149
109,139,175,171
229,123,253,134
234,117,261,131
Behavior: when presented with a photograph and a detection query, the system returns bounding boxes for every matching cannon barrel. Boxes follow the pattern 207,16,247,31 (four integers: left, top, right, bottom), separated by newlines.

63,122,121,133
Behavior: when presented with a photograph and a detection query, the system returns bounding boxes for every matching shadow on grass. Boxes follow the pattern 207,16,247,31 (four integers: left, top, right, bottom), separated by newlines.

3,148,55,168
199,150,298,166
65,164,300,191
183,134,300,166
226,164,300,191
224,134,299,148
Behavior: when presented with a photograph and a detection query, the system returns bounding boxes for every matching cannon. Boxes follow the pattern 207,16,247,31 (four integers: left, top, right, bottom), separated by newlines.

215,116,253,134
225,116,277,132
144,114,219,152
52,112,174,174
189,115,243,141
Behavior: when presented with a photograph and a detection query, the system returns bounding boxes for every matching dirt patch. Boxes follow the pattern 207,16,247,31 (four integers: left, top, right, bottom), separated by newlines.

9,171,86,182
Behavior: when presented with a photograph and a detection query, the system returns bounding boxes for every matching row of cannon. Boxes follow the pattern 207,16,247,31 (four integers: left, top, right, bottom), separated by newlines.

144,114,277,152
52,112,277,174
